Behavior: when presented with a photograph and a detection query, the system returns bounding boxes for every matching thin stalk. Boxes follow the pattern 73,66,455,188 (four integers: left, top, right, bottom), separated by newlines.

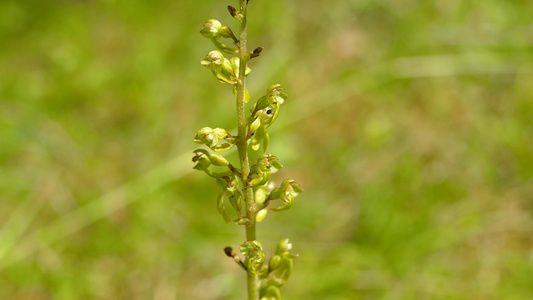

235,1,258,299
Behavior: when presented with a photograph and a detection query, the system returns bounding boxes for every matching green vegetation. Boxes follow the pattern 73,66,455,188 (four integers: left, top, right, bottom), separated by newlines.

1,0,532,299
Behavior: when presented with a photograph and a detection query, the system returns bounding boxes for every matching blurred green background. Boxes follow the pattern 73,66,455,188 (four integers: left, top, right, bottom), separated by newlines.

1,0,532,299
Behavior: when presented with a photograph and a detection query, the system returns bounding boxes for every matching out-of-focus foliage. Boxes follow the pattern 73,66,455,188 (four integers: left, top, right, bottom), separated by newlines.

1,0,532,299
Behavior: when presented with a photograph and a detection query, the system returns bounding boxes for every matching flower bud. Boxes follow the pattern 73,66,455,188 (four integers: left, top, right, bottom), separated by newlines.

224,246,236,258
249,47,264,59
193,127,217,147
200,19,222,39
256,208,268,222
201,50,224,67
254,187,267,204
227,5,243,21
268,254,282,271
275,238,292,255
218,25,238,43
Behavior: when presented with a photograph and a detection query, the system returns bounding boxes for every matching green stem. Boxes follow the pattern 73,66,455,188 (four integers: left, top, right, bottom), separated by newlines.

235,1,258,299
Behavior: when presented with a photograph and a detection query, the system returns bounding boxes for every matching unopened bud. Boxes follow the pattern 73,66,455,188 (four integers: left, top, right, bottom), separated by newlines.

200,19,222,39
224,246,236,257
227,6,243,21
249,47,264,59
256,208,268,222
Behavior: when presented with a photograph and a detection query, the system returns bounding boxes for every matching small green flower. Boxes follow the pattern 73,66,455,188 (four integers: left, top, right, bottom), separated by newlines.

240,241,267,275
248,154,283,187
248,84,287,152
192,149,233,178
200,19,238,54
199,19,222,39
268,179,303,211
275,239,296,257
268,239,298,285
216,175,244,223
200,51,237,84
193,127,235,152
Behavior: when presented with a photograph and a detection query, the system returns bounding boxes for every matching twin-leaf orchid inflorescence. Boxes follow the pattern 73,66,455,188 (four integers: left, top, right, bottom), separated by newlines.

192,1,302,299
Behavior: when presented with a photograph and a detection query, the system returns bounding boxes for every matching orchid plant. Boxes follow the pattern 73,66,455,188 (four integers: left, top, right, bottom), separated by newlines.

191,1,302,299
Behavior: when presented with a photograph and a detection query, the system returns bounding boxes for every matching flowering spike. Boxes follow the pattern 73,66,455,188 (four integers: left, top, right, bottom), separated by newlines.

192,2,302,297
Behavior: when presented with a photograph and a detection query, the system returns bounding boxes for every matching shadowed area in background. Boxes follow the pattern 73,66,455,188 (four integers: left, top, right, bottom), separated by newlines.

1,0,532,299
